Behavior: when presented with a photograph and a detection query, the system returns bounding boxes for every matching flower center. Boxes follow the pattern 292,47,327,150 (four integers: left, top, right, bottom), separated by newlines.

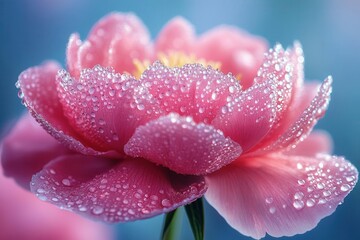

132,51,221,79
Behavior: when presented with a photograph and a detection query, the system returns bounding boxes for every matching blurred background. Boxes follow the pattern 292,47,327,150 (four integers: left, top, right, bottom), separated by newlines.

0,0,359,239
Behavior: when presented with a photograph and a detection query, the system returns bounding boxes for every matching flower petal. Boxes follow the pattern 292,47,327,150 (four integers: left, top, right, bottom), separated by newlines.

155,17,196,54
124,113,242,175
56,65,162,153
66,13,152,77
212,80,276,153
17,62,100,155
0,167,113,240
205,154,358,239
1,113,70,190
264,76,332,152
196,26,267,89
30,155,207,223
141,61,241,123
285,130,333,157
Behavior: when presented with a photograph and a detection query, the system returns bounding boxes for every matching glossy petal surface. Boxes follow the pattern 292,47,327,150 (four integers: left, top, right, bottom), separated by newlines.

30,155,207,222
205,154,358,239
57,65,162,153
125,113,242,175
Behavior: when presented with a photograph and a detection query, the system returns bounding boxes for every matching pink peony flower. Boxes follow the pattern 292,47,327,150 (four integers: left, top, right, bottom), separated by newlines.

0,154,113,240
1,12,358,239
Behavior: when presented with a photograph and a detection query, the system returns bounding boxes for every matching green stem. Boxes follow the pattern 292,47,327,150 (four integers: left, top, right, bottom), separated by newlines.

161,208,181,240
185,198,205,240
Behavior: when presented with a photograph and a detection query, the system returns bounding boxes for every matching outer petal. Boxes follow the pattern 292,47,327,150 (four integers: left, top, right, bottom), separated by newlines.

263,76,332,153
141,61,242,123
0,168,113,240
66,13,152,77
212,80,277,153
205,154,358,239
285,130,333,157
124,113,242,175
57,65,162,153
196,26,267,89
17,62,100,155
155,17,196,54
30,155,207,223
1,113,71,190
251,43,308,152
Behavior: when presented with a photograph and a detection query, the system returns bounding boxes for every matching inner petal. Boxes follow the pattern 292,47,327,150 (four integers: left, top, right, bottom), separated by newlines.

139,61,242,123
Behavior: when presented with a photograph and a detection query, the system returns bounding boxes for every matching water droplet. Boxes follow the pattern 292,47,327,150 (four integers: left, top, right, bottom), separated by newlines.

340,184,351,192
79,206,88,212
137,104,145,110
221,106,228,114
265,197,273,204
296,163,303,170
293,200,304,210
128,209,135,215
88,87,95,95
97,119,105,126
77,84,84,90
346,176,355,182
297,179,306,186
294,192,304,200
37,188,46,194
211,92,217,100
316,183,325,190
161,199,171,207
323,190,331,197
62,179,71,186
92,206,104,215
109,89,116,97
269,207,276,214
306,198,315,207
228,86,235,93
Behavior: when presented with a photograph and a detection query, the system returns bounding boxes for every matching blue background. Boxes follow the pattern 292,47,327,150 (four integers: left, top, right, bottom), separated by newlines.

1,0,359,239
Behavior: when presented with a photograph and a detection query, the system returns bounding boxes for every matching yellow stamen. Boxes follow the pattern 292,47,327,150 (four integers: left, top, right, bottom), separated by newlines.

132,51,221,79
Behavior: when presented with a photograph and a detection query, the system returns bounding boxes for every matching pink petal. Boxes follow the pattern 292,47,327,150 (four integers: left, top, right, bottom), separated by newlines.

66,33,82,77
141,61,242,123
0,166,113,240
285,130,333,157
263,76,332,152
255,44,296,124
56,66,162,153
1,113,70,190
124,113,242,175
155,17,196,54
66,13,152,77
196,26,267,89
248,44,306,152
30,155,207,223
211,80,277,153
205,154,358,239
17,62,100,155
251,82,320,154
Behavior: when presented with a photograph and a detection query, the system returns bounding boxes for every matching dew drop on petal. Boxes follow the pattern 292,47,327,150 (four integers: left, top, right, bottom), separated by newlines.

293,200,304,210
340,184,351,192
269,207,276,214
306,198,316,207
161,199,171,207
62,179,71,186
92,206,104,215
